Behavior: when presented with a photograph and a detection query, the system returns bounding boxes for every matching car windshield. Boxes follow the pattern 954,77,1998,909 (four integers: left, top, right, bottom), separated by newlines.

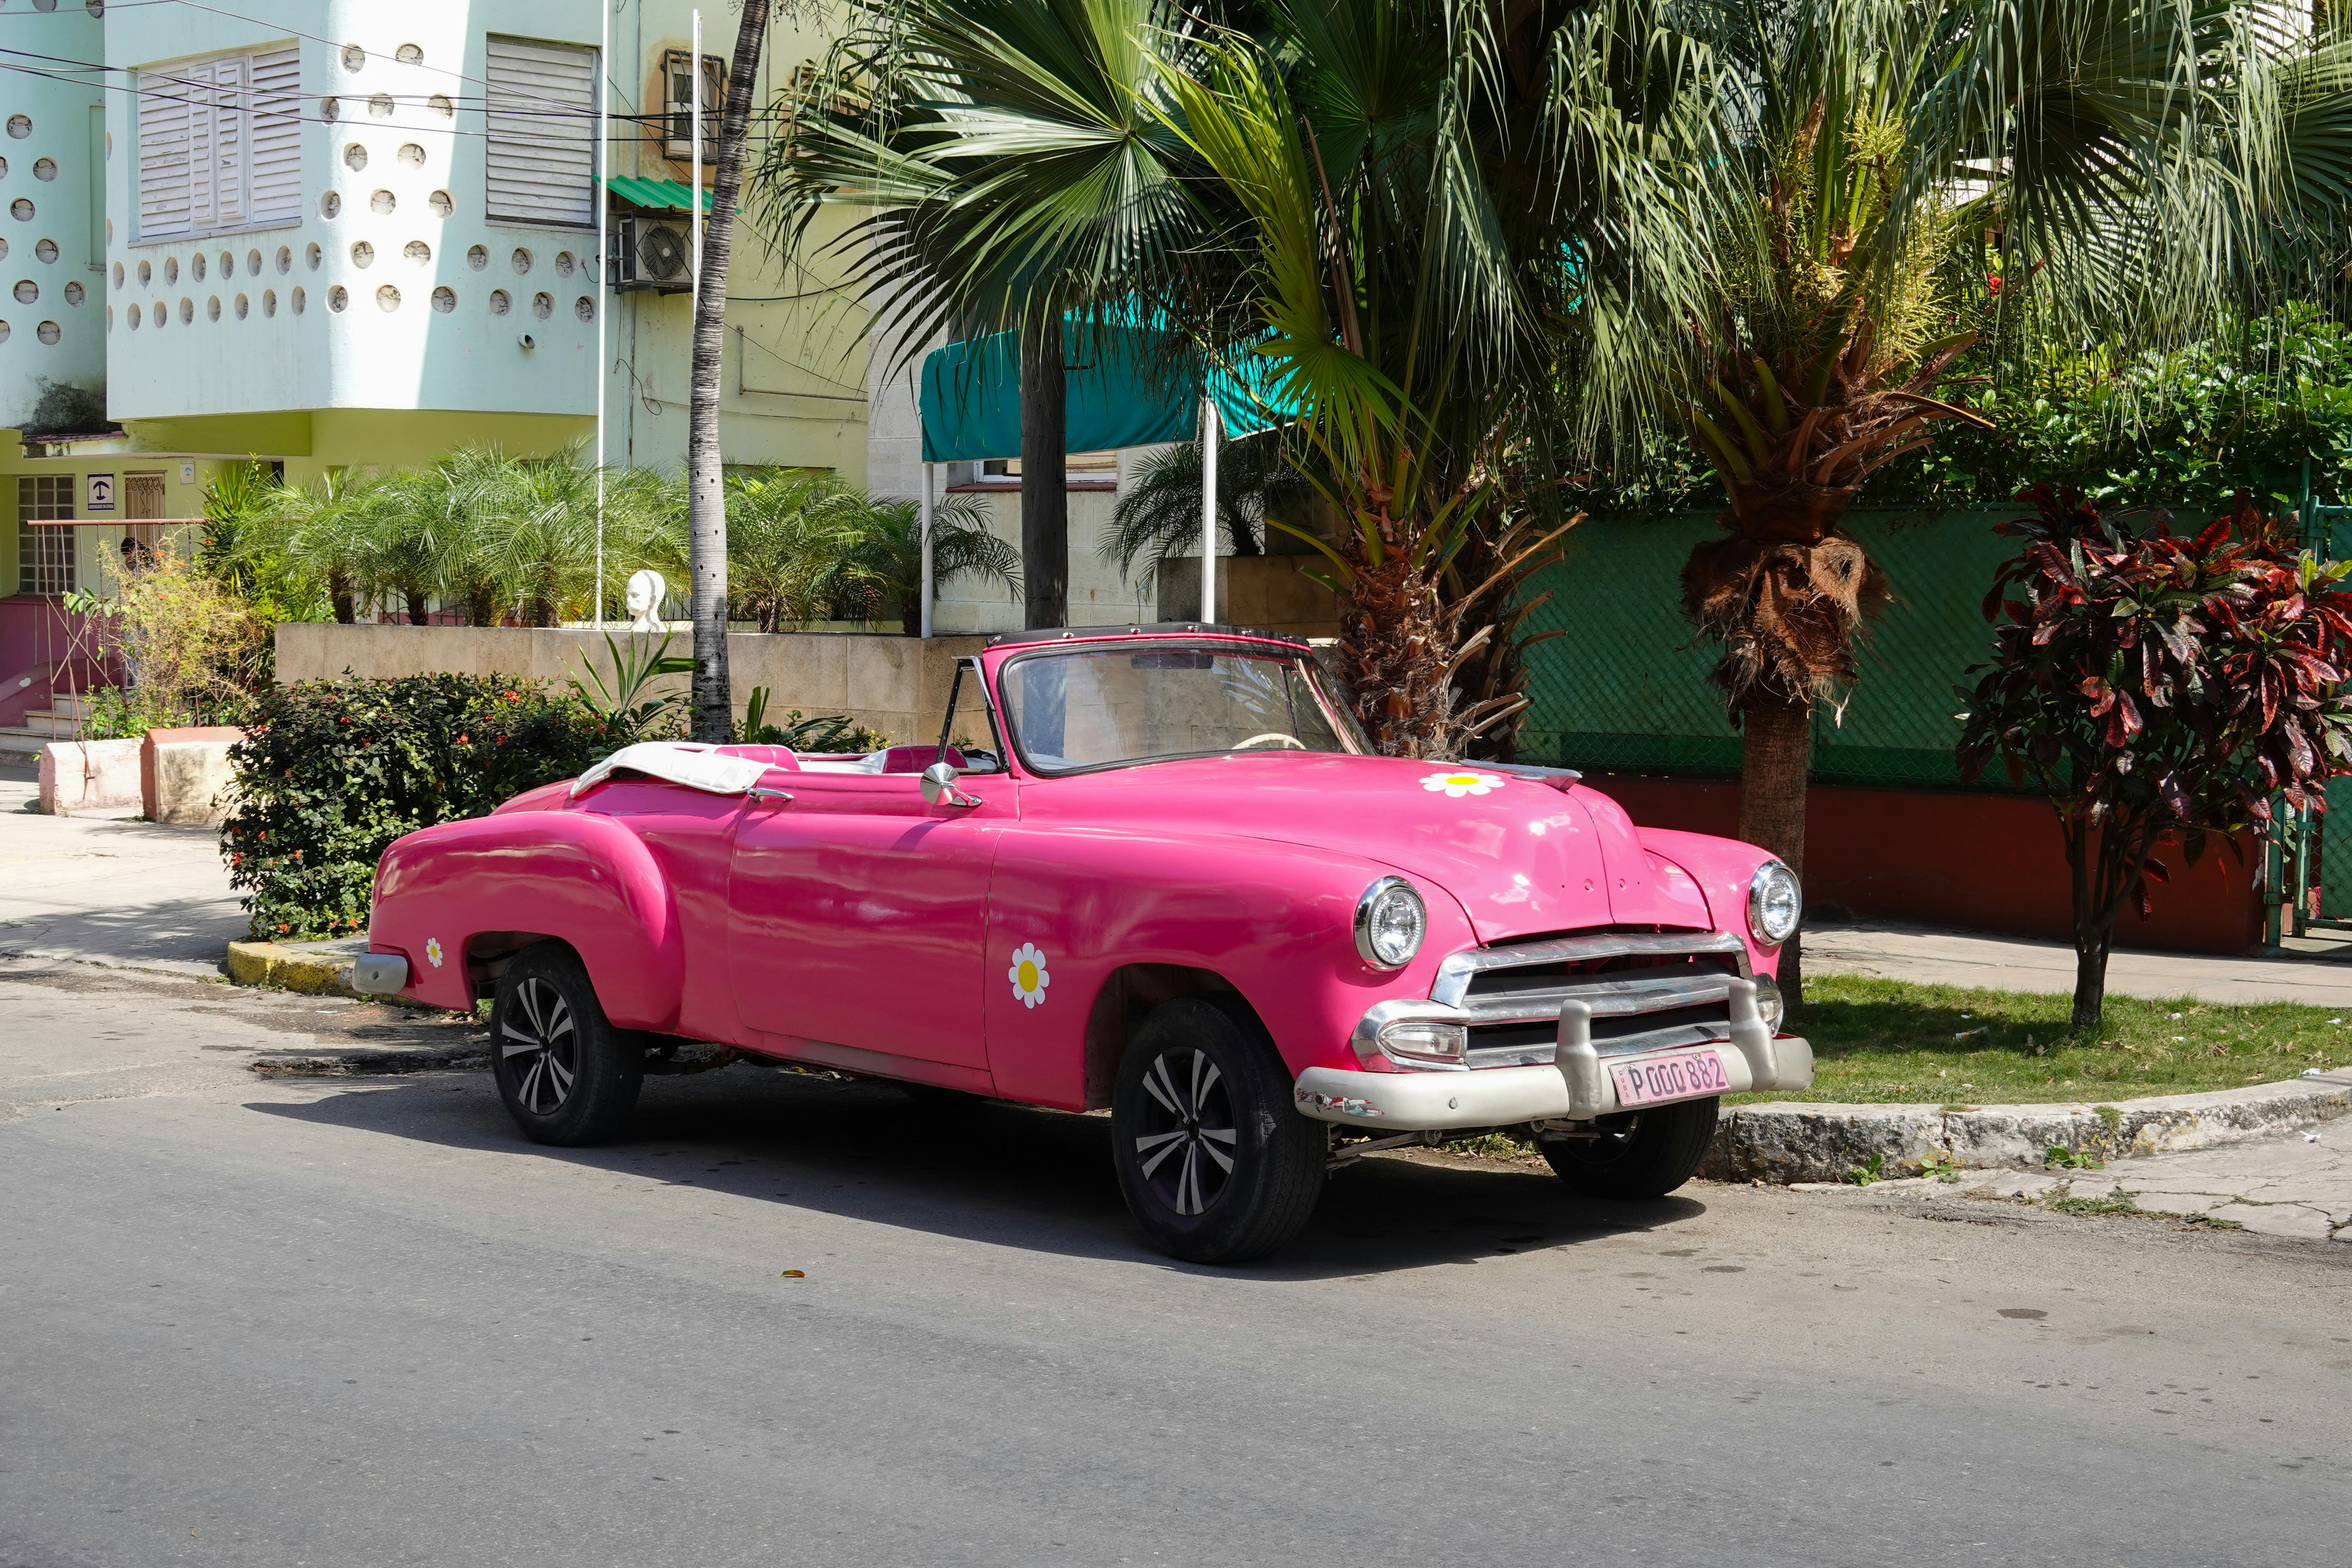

996,646,1358,773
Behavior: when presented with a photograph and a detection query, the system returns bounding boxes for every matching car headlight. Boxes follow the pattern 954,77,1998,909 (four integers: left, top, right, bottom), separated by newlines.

1355,876,1427,968
1752,975,1786,1033
1376,1019,1466,1065
1748,860,1802,947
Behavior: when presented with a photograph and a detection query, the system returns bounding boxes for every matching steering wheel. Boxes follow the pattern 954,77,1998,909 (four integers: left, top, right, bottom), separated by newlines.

1233,732,1308,751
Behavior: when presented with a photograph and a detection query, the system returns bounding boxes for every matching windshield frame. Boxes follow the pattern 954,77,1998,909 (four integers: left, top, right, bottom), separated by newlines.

990,638,1365,778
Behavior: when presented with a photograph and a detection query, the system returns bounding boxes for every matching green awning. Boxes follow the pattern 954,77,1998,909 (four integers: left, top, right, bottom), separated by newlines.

919,315,1290,463
606,176,713,214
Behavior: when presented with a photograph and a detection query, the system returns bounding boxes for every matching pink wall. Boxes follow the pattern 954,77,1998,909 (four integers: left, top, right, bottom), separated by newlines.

0,597,114,729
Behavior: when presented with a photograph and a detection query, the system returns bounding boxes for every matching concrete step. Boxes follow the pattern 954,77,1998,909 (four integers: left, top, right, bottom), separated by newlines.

0,728,47,756
22,711,86,738
43,695,95,719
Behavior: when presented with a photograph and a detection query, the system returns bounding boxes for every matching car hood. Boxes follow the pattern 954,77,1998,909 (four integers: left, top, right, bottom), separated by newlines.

1019,753,1716,944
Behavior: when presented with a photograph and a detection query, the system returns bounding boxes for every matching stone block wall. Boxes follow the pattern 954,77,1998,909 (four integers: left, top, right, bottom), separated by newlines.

272,626,992,747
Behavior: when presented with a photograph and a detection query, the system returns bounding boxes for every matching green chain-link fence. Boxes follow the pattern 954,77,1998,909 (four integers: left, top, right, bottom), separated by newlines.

2285,505,2352,933
1514,507,2033,790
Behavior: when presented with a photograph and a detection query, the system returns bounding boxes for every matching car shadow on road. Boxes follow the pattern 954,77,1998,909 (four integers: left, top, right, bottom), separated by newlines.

246,1064,1709,1279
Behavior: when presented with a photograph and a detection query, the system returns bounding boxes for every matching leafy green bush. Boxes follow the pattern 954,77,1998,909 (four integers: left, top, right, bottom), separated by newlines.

222,675,621,940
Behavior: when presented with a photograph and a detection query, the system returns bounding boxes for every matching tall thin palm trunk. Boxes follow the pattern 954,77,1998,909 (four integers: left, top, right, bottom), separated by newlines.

1737,695,1811,1004
687,0,774,740
1020,313,1068,628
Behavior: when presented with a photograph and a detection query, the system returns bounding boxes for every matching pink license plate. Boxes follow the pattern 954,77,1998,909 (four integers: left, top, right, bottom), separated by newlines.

1609,1048,1730,1108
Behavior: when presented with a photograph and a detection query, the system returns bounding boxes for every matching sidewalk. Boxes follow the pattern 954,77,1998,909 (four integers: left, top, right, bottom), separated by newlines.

1855,1133,2351,1243
1807,917,2352,1008
0,764,246,978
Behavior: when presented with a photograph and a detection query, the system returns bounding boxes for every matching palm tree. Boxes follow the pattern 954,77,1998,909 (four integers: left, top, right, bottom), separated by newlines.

1101,428,1305,596
835,492,1022,632
1638,0,2352,999
717,471,873,631
483,457,610,627
1143,5,1716,754
771,0,1712,750
686,0,792,738
756,0,1208,630
266,469,395,624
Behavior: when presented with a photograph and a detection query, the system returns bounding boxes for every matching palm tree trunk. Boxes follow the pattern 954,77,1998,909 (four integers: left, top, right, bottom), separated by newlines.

1738,694,1811,1006
1020,313,1068,629
686,0,773,741
405,589,430,627
329,569,355,625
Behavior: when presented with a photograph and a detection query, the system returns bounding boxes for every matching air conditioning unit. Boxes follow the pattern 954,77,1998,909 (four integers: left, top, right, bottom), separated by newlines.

610,213,694,294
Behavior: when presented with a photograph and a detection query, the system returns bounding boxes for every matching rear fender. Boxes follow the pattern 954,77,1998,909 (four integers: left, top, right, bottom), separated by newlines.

368,811,685,1027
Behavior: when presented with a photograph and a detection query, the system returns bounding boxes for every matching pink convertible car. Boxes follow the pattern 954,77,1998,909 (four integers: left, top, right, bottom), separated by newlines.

354,624,1811,1262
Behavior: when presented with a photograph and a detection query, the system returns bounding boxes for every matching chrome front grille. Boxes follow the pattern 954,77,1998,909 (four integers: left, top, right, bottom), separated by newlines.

1431,932,1748,1070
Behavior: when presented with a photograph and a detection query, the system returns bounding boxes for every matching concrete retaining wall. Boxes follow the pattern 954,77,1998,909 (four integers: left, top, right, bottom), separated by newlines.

1156,556,1340,639
37,738,142,814
142,726,244,826
273,626,992,747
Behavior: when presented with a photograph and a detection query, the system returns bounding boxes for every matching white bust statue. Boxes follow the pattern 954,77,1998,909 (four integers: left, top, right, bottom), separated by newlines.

624,569,668,634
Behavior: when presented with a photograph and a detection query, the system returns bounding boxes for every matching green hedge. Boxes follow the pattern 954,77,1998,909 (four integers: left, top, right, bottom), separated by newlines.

222,675,622,940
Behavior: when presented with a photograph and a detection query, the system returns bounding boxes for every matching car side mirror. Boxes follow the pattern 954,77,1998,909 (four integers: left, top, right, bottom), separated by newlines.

920,760,980,808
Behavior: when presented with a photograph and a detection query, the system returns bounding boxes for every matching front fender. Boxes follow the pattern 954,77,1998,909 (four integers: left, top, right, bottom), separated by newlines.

1637,827,1782,978
368,810,686,1028
981,827,1481,1106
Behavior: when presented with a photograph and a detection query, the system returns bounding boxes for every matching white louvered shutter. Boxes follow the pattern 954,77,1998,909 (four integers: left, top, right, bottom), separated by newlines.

209,54,248,231
137,68,194,240
485,36,598,228
137,46,301,239
247,46,303,226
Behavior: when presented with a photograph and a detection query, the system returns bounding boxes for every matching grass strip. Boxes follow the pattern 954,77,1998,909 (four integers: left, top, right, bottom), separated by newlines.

1738,975,2352,1105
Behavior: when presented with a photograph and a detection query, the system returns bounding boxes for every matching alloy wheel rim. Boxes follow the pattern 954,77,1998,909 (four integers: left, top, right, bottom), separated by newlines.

1132,1046,1237,1216
500,977,578,1116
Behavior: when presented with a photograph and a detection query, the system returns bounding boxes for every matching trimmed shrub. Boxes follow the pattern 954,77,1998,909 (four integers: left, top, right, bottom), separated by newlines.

222,675,620,940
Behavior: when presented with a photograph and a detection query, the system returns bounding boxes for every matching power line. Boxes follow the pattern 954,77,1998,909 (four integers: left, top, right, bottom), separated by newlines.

0,45,677,138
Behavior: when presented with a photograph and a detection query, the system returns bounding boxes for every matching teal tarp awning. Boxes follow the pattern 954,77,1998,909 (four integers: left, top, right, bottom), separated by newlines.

918,318,1285,463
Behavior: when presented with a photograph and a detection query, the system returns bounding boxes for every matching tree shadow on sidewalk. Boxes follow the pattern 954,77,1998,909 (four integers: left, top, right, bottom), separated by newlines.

247,1065,1708,1281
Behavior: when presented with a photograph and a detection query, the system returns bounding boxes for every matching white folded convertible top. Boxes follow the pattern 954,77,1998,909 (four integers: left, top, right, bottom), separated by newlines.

568,742,776,799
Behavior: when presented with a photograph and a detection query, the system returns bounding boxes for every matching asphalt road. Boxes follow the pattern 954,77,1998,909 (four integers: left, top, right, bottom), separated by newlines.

3,958,2349,1568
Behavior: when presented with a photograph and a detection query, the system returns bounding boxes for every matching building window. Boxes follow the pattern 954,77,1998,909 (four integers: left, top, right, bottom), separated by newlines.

661,49,726,162
485,35,598,229
135,45,302,241
16,475,76,596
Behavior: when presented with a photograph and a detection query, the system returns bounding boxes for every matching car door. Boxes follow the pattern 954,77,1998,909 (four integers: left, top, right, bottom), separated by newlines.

725,768,1013,1072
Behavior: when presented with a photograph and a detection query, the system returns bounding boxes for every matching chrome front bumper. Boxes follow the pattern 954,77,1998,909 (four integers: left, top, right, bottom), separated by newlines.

1305,960,1814,1131
1295,1031,1814,1131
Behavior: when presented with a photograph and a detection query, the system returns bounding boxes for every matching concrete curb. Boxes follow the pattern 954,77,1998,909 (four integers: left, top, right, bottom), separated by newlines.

1700,1070,2352,1185
224,937,368,997
250,1045,490,1076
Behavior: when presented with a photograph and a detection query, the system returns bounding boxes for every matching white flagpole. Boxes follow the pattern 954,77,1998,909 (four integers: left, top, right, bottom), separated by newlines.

690,9,702,345
1199,395,1219,624
593,0,609,627
919,461,935,639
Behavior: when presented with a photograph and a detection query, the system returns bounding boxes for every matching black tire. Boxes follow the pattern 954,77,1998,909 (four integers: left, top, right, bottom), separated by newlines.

1540,1097,1719,1199
1110,996,1327,1264
490,943,643,1147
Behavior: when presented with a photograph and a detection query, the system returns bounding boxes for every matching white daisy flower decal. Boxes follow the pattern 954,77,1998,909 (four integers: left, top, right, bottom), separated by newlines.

1007,942,1051,1008
1420,770,1506,799
424,937,445,968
